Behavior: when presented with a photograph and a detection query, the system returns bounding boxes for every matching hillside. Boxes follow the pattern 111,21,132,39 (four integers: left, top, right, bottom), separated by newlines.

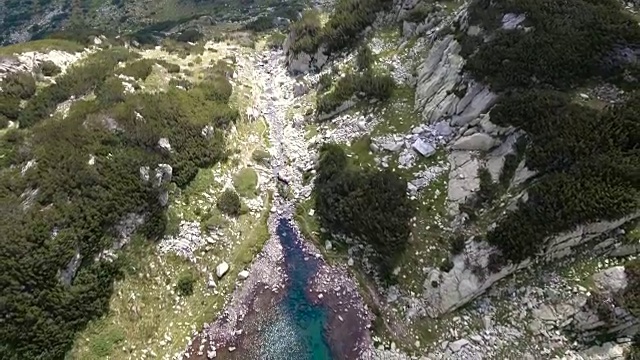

0,0,305,46
0,0,639,359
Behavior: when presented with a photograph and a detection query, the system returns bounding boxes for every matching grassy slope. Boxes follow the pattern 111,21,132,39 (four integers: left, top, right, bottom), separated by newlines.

66,38,273,359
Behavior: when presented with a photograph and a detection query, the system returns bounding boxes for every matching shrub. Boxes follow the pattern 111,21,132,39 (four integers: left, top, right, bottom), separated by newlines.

233,168,258,198
477,167,499,204
450,234,466,255
287,0,392,57
463,0,640,264
622,260,640,318
356,45,374,71
404,3,435,23
203,209,228,231
321,0,393,53
176,29,203,43
39,60,62,77
169,78,192,89
19,47,136,127
217,189,242,216
246,15,276,32
195,76,233,103
0,114,8,128
499,153,519,188
95,77,126,104
487,252,505,273
317,71,394,116
175,272,196,297
0,50,235,359
1,72,36,99
266,32,287,49
439,258,454,272
117,59,155,80
317,73,333,91
251,149,271,164
156,60,181,73
288,10,322,55
0,94,20,119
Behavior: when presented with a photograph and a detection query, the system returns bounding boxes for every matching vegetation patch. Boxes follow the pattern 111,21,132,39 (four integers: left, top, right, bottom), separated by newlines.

233,167,259,198
0,39,85,56
287,0,393,56
0,49,238,359
18,47,138,127
317,70,395,116
465,0,640,90
1,71,36,99
39,60,62,77
217,189,243,216
117,59,156,80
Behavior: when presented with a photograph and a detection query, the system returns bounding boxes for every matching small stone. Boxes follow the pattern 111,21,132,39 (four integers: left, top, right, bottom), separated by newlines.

238,270,249,280
216,262,229,278
449,339,469,352
347,258,354,267
325,240,332,251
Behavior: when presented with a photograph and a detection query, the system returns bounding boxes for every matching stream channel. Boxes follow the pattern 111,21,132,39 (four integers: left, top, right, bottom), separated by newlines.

258,219,333,359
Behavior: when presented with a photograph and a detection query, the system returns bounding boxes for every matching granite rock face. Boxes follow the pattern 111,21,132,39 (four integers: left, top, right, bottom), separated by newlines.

414,35,497,126
421,214,640,317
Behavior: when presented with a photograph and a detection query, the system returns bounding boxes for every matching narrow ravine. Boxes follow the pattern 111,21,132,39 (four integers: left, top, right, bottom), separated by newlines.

183,49,373,360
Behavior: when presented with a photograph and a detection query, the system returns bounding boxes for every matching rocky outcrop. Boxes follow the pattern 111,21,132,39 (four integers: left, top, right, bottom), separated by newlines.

283,32,328,75
140,164,173,206
57,247,82,286
422,214,640,317
0,50,86,80
568,266,639,343
414,34,498,126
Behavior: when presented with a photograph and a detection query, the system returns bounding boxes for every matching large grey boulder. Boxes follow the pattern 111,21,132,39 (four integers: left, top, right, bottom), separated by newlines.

284,29,328,74
451,133,498,151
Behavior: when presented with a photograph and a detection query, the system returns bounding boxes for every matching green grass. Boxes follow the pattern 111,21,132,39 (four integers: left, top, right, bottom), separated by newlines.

626,222,640,244
0,39,85,56
86,325,126,358
371,86,419,137
396,173,450,294
70,190,272,360
304,122,319,140
233,167,259,198
342,136,377,170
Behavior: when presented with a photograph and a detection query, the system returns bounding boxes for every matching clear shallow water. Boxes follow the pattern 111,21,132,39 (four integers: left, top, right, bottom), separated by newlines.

260,218,332,360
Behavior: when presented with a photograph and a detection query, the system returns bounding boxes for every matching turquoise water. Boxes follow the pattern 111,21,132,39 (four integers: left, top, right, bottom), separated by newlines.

259,218,332,360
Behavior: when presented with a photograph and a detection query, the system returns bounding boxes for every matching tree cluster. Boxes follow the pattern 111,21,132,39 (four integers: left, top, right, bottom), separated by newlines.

0,72,37,123
314,144,415,280
217,189,242,216
460,0,640,264
18,47,137,128
464,0,640,90
0,49,237,359
39,60,62,77
485,91,639,263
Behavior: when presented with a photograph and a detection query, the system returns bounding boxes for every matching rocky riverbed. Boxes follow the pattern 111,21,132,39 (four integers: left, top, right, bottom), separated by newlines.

180,47,375,359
